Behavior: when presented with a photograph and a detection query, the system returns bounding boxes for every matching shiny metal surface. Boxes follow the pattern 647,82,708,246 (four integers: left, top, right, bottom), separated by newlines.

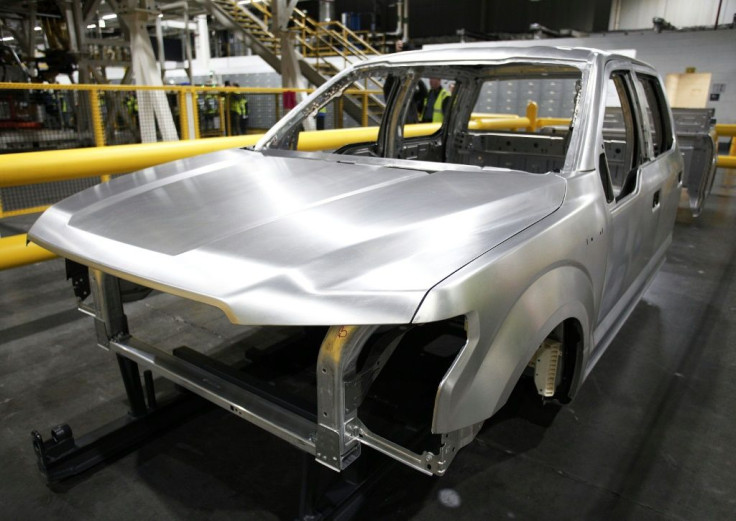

28,46,683,475
673,108,718,216
29,149,565,325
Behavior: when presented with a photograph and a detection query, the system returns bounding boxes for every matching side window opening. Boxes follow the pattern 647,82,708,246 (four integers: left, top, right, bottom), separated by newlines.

635,73,673,158
601,71,643,203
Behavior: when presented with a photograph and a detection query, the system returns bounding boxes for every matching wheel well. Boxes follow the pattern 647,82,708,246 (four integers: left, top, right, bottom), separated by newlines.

553,318,583,403
526,318,583,403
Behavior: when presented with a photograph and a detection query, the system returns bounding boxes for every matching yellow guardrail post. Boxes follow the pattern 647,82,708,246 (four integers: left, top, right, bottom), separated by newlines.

525,101,538,132
89,88,106,147
714,123,736,170
362,92,368,127
192,89,201,139
219,95,226,136
179,90,190,140
88,88,111,182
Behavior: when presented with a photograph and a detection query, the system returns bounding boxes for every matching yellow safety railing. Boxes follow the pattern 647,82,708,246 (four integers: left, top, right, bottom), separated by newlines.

715,123,736,168
0,234,57,271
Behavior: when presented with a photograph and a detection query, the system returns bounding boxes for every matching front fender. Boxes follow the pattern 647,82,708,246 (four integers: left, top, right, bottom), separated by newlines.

430,265,593,433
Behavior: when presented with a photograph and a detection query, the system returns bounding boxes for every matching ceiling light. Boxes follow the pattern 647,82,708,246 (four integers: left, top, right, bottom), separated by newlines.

87,24,96,29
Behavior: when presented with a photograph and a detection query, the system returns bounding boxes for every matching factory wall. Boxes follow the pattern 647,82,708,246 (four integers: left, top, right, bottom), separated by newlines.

429,29,736,123
333,0,614,37
609,0,736,30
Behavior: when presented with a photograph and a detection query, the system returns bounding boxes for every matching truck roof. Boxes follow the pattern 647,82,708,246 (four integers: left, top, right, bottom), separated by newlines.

359,45,650,69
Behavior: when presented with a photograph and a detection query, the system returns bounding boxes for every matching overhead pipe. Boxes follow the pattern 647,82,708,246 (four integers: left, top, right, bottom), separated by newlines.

319,0,335,22
155,15,166,81
402,0,409,42
386,1,404,37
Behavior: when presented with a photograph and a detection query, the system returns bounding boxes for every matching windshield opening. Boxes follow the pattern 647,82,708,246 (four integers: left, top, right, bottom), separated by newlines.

259,62,583,174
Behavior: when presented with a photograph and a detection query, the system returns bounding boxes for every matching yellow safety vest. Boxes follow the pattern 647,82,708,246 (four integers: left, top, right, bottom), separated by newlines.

431,88,450,123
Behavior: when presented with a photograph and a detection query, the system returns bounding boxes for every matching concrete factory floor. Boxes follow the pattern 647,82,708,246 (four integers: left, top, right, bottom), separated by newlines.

1,190,735,521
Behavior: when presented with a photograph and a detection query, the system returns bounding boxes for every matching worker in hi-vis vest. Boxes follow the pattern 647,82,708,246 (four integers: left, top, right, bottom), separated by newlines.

235,84,248,133
316,105,327,130
421,78,450,123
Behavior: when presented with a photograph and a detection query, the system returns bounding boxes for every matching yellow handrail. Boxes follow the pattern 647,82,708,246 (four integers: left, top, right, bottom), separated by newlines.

718,155,736,168
0,118,530,189
715,123,736,136
0,135,261,188
0,234,56,270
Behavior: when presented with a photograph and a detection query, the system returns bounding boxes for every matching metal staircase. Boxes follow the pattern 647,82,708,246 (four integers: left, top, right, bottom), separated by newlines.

209,0,386,125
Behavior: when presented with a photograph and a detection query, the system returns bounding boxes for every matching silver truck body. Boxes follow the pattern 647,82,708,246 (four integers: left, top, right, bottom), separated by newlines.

29,46,683,475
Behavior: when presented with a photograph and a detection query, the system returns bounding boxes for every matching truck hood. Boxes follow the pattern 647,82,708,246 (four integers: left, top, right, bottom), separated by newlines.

29,149,566,325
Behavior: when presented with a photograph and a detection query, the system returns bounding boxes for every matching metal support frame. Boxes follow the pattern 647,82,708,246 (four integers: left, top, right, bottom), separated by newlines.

31,270,471,485
314,325,471,476
314,325,377,471
31,268,210,482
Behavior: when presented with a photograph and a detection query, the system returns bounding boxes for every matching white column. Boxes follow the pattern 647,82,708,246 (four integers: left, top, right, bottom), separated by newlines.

121,10,179,142
195,14,211,73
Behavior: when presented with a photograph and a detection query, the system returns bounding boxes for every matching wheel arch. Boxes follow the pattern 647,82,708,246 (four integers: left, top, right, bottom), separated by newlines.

431,264,594,433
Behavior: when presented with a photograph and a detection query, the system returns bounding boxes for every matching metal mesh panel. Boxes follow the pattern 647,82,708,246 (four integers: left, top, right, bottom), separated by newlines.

223,72,280,132
136,88,180,143
0,88,95,153
241,92,281,132
1,178,99,213
99,90,141,146
191,89,293,137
